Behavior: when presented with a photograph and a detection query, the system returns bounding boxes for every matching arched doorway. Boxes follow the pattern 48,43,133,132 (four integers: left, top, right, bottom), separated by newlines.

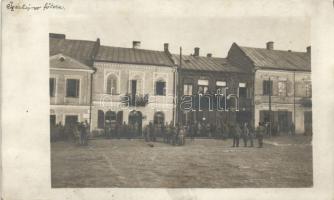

128,110,142,136
105,111,116,122
104,111,117,138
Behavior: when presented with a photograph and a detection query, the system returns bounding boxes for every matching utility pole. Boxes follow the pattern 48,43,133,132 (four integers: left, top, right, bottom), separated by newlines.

175,47,182,126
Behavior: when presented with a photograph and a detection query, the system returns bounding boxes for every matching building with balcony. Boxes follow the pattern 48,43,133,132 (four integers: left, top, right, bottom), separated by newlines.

90,42,176,133
227,42,312,134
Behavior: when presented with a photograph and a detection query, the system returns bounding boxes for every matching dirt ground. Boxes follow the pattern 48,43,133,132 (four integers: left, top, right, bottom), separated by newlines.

51,136,313,188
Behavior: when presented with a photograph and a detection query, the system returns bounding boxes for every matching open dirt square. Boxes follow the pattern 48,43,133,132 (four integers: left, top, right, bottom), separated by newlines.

51,136,313,188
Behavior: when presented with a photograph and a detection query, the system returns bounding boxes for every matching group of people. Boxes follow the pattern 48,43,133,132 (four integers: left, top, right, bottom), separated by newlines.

231,122,266,148
141,120,267,148
104,121,141,139
50,120,89,145
51,119,268,148
143,122,186,146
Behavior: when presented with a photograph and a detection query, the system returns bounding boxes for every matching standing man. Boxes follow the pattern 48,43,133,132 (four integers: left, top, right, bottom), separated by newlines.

256,122,266,148
248,123,255,147
242,123,249,147
232,124,240,147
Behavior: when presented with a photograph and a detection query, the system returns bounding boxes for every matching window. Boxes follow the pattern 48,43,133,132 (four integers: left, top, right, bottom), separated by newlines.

278,81,287,96
107,74,118,95
183,84,193,95
198,80,209,94
49,78,56,97
50,115,56,127
263,80,273,95
216,81,226,94
155,81,166,96
238,82,247,98
66,79,80,98
305,82,312,97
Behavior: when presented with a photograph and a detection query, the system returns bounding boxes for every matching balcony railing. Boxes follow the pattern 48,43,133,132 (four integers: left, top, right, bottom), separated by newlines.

122,93,149,107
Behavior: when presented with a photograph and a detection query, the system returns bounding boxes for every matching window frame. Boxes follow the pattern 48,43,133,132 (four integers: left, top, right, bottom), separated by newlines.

155,80,166,96
197,79,209,94
106,74,118,95
238,82,247,98
183,83,193,96
263,80,273,96
278,81,287,97
66,78,80,98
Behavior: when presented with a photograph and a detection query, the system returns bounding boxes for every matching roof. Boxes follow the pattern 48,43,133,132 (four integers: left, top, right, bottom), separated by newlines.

171,54,247,73
237,44,311,71
50,54,94,72
95,45,174,67
49,37,97,66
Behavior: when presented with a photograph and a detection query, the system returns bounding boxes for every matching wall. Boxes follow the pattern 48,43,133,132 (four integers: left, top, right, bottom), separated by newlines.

90,62,175,130
177,69,253,125
254,69,312,134
50,69,92,106
49,69,92,125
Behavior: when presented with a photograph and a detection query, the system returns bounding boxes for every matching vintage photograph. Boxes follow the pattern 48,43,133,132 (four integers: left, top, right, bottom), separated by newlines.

49,15,312,188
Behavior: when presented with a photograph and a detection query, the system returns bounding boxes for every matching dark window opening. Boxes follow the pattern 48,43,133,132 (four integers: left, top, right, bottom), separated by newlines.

66,79,80,98
156,81,166,96
239,87,247,98
49,78,55,97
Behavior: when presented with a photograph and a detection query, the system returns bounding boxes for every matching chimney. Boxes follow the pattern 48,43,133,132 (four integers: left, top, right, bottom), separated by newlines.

307,46,311,54
288,50,292,52
194,47,200,56
207,53,212,58
132,41,141,49
266,41,274,50
49,33,66,39
164,43,169,52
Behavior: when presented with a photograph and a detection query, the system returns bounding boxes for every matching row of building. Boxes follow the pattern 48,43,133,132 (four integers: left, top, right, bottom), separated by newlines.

49,33,312,135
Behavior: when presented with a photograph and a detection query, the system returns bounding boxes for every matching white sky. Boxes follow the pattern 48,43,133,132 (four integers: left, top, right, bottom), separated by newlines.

50,0,310,57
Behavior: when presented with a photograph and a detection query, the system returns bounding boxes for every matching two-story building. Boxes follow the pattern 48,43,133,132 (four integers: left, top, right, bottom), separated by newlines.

227,42,312,134
172,47,253,127
90,42,176,134
49,33,99,128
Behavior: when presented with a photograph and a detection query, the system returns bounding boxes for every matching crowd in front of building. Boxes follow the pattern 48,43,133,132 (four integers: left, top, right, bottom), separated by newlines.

49,33,312,146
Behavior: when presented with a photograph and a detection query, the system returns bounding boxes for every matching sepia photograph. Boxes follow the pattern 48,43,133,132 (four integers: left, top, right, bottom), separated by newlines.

49,14,312,188
6,0,334,199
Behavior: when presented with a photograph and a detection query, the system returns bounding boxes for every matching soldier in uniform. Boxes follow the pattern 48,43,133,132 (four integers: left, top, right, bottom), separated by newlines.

241,122,249,147
148,122,155,142
256,122,265,148
248,123,255,147
232,124,241,147
143,124,149,142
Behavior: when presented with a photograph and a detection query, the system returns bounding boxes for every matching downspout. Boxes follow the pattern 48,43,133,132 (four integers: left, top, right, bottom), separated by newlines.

252,68,257,128
176,47,182,126
293,70,296,134
89,70,96,132
89,38,100,132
